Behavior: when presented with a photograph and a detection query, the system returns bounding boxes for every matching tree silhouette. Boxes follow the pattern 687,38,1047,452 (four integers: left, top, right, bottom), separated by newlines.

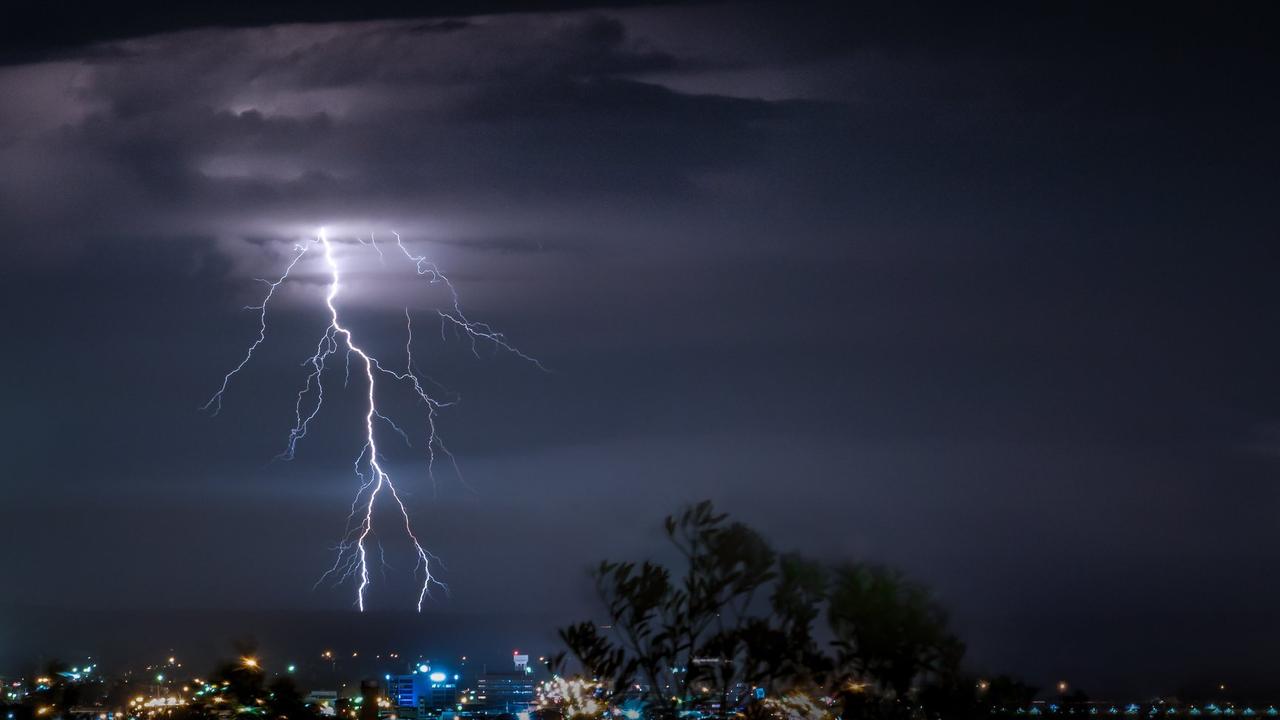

978,675,1039,714
827,563,964,718
185,640,320,720
553,501,968,720
554,501,806,718
265,676,310,720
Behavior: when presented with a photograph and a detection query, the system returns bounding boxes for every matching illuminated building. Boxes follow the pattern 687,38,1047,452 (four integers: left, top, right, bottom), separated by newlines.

307,690,339,718
389,676,418,712
473,653,535,716
387,665,458,718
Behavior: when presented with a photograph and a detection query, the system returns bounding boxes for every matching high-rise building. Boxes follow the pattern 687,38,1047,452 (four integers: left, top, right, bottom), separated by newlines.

359,680,381,720
387,665,459,718
389,675,418,712
473,652,536,716
420,671,459,715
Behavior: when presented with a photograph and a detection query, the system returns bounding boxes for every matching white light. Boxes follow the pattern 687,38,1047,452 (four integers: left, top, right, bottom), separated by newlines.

206,225,539,611
429,672,446,683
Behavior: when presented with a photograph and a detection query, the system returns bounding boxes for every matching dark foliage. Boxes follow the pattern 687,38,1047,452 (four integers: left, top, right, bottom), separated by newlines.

553,501,982,720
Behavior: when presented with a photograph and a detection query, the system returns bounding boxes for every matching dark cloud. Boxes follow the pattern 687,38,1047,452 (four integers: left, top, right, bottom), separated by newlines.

0,0,679,64
436,237,590,258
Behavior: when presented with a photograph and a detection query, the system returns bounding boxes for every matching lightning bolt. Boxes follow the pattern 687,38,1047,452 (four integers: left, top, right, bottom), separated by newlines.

392,232,546,370
205,228,540,611
202,245,310,416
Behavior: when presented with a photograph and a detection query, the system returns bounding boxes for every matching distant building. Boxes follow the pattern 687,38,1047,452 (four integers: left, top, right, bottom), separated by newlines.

420,671,459,715
389,675,418,711
387,665,459,718
306,691,339,717
472,653,535,716
359,680,382,720
474,675,534,716
307,690,339,706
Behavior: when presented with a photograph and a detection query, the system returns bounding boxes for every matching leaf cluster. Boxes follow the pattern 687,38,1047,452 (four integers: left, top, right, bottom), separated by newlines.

553,502,967,720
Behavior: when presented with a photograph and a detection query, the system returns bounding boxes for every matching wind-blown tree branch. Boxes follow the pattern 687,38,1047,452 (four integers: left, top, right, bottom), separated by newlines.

827,563,965,719
667,504,776,713
554,502,814,719
739,553,832,692
552,503,968,720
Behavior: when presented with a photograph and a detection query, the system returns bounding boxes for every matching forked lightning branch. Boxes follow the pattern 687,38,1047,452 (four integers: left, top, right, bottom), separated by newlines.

203,229,540,611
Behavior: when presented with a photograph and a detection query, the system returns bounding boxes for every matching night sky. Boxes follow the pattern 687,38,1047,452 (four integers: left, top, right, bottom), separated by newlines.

2,0,1279,697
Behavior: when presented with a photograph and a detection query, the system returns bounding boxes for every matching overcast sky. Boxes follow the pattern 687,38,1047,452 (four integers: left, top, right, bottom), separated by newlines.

2,0,1279,695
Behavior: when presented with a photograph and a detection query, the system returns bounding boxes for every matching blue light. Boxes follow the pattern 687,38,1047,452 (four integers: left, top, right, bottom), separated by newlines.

418,664,430,674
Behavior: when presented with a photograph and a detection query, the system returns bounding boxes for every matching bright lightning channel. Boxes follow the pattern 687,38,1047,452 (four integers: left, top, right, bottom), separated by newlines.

204,228,540,611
